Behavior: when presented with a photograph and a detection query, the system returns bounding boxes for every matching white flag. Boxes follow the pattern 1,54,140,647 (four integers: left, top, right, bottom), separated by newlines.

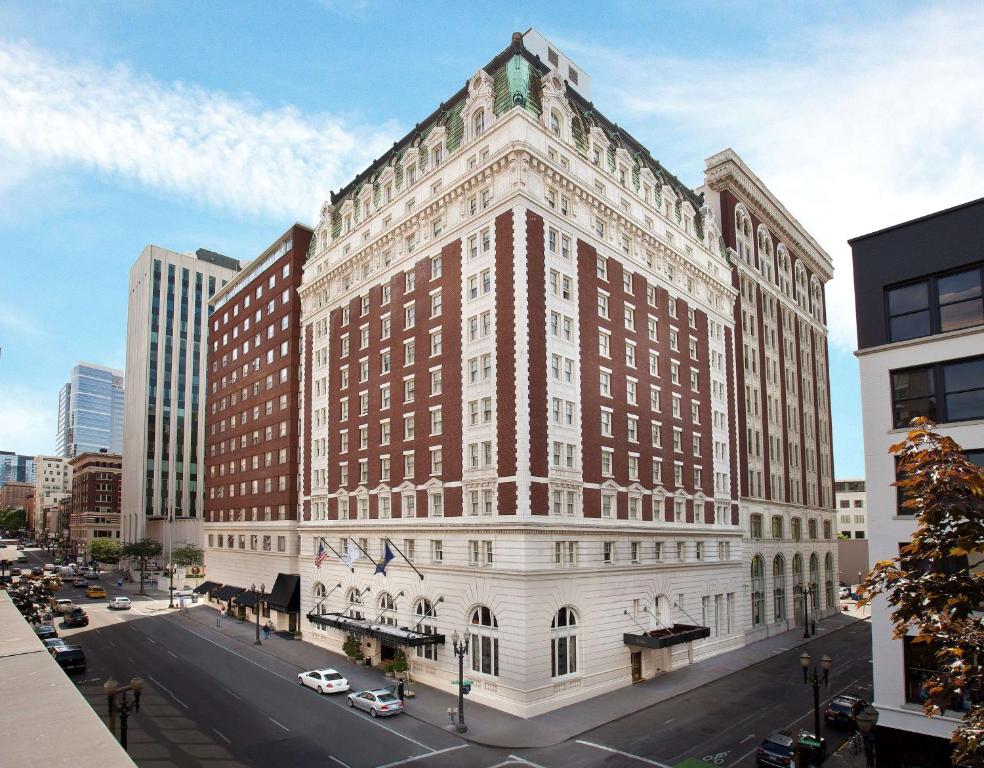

342,540,361,568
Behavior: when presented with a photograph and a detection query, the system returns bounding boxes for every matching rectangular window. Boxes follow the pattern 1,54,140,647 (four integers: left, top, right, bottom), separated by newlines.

891,356,984,427
886,264,984,342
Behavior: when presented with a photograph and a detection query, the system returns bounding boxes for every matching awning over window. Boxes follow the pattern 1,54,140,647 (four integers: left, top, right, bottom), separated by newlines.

267,573,300,614
193,581,221,595
623,623,711,649
213,585,245,601
306,612,445,649
234,590,269,608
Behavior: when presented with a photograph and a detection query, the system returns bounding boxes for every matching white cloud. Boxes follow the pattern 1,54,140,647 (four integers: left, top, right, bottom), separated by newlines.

0,386,56,457
0,307,46,337
564,4,984,349
0,40,401,221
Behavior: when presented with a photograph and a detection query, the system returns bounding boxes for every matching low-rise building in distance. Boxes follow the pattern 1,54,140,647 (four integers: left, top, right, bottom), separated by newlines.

68,451,122,549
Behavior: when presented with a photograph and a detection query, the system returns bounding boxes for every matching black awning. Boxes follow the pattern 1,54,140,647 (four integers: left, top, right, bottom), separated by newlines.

267,573,300,614
234,590,269,608
624,623,711,649
194,581,221,594
306,612,445,649
213,585,245,601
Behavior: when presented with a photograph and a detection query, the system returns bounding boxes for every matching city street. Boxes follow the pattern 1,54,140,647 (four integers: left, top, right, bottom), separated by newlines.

48,558,872,768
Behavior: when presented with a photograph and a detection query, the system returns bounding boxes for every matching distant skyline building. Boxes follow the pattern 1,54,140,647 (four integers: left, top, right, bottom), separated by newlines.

833,479,867,539
0,451,35,485
122,245,240,549
55,362,125,458
33,455,73,536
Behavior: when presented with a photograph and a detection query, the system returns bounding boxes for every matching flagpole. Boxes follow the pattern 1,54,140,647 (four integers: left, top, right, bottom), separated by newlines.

350,537,379,569
385,538,424,581
318,537,352,573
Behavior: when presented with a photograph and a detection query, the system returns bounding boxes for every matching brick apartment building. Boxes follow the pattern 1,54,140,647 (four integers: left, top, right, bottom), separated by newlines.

68,452,122,547
202,224,313,631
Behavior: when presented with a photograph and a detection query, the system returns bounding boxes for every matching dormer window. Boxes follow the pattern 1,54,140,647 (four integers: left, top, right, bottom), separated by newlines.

432,145,443,167
548,47,559,66
344,215,352,233
406,166,416,186
568,66,578,85
473,110,485,137
384,183,392,203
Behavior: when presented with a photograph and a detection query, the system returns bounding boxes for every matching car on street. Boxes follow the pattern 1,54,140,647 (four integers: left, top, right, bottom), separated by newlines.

52,598,75,614
839,586,852,599
31,567,43,576
346,688,404,717
43,638,69,654
52,646,87,674
756,730,795,767
43,564,56,573
72,576,89,588
62,608,89,628
34,624,58,640
298,668,350,694
109,596,132,610
83,569,99,579
824,694,869,727
9,566,22,576
85,585,107,599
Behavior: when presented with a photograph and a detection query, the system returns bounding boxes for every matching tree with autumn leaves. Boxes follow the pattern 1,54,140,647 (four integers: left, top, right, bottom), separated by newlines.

860,418,984,765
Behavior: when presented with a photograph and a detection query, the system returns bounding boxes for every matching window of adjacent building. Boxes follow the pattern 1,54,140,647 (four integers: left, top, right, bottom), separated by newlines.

885,263,984,342
891,356,984,428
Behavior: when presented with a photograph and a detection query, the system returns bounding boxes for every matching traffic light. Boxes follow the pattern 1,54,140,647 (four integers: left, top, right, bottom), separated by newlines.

461,683,471,695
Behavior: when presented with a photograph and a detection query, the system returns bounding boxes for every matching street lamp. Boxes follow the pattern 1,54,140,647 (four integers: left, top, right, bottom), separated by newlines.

103,676,144,751
855,704,879,768
798,583,812,638
251,582,265,645
800,652,831,741
450,630,470,733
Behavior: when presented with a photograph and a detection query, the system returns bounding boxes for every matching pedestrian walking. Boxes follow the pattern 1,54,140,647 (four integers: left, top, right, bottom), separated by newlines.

220,605,226,620
262,623,271,640
397,679,405,703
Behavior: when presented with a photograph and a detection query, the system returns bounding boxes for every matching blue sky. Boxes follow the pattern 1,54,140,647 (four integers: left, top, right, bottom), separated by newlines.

1,1,982,479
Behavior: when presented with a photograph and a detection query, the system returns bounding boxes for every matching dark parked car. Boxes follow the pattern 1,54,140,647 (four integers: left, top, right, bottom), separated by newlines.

34,624,58,640
43,638,69,654
72,576,88,588
62,608,89,628
52,646,87,674
756,730,795,767
31,567,43,576
9,566,22,576
824,694,868,727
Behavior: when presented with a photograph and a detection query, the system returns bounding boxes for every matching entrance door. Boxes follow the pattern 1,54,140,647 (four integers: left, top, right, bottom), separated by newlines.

288,612,297,633
630,651,643,683
381,644,396,662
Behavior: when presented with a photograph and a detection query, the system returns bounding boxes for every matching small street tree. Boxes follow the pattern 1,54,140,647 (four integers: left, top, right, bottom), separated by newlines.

172,544,205,584
122,538,163,596
89,538,123,566
860,418,984,766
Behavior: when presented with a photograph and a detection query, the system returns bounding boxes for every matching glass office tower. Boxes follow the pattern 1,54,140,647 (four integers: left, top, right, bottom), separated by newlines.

55,363,125,458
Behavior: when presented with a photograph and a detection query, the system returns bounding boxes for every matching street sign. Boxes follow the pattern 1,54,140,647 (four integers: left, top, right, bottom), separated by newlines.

451,679,474,686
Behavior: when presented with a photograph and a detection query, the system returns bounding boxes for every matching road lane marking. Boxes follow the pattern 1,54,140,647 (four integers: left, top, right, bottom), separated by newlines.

167,650,178,658
662,718,675,724
213,728,231,744
165,617,438,751
268,716,290,732
147,636,157,644
329,757,352,768
126,656,136,663
148,676,189,709
739,734,755,744
376,745,468,768
727,747,759,767
576,740,672,767
222,686,242,700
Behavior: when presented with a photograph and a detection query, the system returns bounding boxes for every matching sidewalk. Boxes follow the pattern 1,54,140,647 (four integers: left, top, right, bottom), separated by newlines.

162,598,866,749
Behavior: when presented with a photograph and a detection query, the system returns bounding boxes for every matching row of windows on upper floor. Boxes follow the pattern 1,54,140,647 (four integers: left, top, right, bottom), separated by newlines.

212,263,292,334
749,513,831,541
734,205,825,323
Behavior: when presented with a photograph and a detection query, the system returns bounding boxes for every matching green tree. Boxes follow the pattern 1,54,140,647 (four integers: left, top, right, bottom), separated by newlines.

122,538,163,596
89,538,123,565
861,418,984,766
0,507,27,532
172,544,205,582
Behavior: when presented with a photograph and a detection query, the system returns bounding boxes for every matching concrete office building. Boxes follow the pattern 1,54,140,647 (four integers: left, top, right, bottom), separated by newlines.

202,224,313,631
55,362,125,458
34,455,73,537
833,479,867,539
851,196,984,765
122,245,240,549
263,32,838,716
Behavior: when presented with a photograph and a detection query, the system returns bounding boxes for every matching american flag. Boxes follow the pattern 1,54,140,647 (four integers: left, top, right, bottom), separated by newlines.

315,540,328,569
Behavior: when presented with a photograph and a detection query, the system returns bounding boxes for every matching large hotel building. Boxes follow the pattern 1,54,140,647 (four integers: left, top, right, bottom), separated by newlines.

203,31,837,716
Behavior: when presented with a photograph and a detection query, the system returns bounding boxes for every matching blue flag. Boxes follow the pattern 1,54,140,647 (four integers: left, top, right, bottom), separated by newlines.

375,542,395,575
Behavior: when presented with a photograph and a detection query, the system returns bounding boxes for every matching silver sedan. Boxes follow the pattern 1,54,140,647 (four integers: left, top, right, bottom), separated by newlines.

346,688,403,717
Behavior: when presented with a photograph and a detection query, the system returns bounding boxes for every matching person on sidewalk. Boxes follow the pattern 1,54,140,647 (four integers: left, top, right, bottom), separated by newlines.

397,679,405,703
262,622,271,640
220,606,226,620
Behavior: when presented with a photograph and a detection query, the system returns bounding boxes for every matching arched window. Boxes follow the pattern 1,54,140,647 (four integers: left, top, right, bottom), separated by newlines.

551,607,578,678
377,592,397,626
735,206,753,265
549,109,562,137
414,598,438,661
313,582,327,598
473,109,485,138
771,515,784,539
347,588,364,620
824,553,834,608
809,553,820,609
795,261,808,309
777,245,792,296
469,605,500,676
791,517,802,541
757,227,775,283
808,519,818,540
751,555,765,627
773,555,786,622
810,278,824,322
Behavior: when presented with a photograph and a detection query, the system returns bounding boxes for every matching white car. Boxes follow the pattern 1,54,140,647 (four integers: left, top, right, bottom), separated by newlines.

109,596,132,610
298,668,350,694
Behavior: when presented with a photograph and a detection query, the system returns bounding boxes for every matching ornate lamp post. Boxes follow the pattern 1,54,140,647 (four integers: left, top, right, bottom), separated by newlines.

800,652,831,740
251,582,265,645
450,630,470,733
798,583,813,638
103,676,144,751
855,704,879,768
